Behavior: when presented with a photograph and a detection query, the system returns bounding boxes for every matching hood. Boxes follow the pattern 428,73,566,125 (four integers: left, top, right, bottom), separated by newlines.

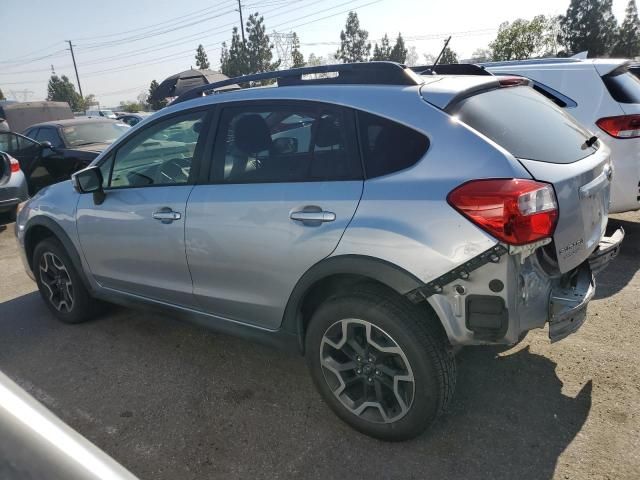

70,143,111,154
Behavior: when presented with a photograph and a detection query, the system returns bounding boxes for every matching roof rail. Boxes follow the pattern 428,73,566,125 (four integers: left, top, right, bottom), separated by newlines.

409,63,492,76
173,62,421,105
479,57,583,68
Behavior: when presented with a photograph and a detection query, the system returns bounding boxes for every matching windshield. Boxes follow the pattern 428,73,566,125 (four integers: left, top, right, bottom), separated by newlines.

452,85,595,164
61,122,130,147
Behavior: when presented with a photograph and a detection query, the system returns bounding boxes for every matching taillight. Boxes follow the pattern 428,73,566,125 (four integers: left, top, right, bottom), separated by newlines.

596,114,640,138
9,156,20,173
447,179,558,246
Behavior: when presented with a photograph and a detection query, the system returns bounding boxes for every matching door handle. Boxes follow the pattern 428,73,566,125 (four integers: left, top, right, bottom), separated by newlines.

152,208,182,223
290,209,336,225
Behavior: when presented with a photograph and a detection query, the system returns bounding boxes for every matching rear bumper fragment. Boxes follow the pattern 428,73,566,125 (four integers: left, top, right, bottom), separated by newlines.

588,227,624,274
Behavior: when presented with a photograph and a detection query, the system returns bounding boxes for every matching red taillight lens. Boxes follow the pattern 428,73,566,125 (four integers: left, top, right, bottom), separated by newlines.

596,115,640,138
9,156,20,173
447,179,558,246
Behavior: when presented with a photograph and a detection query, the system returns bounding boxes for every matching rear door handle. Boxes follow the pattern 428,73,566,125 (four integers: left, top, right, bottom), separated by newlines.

290,209,336,224
152,207,182,223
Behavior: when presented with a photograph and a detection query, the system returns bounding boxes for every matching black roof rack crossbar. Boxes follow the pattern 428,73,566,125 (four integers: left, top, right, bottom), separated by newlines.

409,63,492,76
173,62,420,104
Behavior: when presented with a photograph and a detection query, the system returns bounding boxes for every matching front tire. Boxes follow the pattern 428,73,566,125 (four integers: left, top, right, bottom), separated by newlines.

33,238,98,324
305,284,456,441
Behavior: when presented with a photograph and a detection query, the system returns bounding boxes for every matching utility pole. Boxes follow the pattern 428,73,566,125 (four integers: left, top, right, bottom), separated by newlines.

65,40,83,98
236,0,246,43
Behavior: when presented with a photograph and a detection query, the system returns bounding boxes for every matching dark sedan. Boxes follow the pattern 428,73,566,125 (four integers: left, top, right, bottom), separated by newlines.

0,118,129,193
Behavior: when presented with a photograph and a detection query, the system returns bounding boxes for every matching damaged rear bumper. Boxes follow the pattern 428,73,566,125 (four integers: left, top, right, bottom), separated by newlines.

548,227,624,343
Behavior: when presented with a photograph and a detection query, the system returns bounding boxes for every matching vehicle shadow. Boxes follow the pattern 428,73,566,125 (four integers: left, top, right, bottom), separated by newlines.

594,217,640,299
0,292,591,480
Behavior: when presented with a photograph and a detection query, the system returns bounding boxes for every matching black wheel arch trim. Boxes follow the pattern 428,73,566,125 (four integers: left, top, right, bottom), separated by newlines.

24,216,93,293
280,254,425,352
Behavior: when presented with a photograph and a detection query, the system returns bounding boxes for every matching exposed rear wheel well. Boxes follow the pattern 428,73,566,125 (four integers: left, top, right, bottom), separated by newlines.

25,225,55,270
297,274,447,352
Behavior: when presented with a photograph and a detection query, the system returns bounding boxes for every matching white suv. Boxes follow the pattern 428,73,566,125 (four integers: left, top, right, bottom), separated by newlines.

485,58,640,214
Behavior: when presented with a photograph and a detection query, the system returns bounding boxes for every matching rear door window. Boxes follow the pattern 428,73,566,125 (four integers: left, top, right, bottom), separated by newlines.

602,70,640,104
356,111,429,178
452,86,595,164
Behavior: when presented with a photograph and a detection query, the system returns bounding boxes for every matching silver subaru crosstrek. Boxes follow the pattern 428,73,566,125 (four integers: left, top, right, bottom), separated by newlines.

15,63,623,440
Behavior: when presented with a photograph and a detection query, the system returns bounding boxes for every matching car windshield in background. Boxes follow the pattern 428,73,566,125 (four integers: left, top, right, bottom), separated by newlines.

62,122,130,147
452,86,594,164
602,70,640,104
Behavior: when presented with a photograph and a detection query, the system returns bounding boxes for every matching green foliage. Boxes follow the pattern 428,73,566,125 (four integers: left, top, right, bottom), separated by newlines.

490,15,556,61
337,11,371,62
291,32,305,68
613,0,640,57
389,33,407,63
148,80,167,111
195,44,210,70
47,75,84,111
246,13,280,74
560,0,618,57
220,27,249,77
372,34,392,61
404,46,419,66
439,46,459,64
120,101,145,113
0,88,4,100
470,48,492,62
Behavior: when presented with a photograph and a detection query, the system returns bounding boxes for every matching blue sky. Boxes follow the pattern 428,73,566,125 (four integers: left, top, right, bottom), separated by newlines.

1,0,630,107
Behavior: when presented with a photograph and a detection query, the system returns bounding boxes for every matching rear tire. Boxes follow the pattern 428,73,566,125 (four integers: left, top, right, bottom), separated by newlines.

33,238,99,324
305,284,456,441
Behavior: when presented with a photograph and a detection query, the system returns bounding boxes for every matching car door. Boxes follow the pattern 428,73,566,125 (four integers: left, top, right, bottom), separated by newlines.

0,131,43,191
185,101,364,329
76,108,211,307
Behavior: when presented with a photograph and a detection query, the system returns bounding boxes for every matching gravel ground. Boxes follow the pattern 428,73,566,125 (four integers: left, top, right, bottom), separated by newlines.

0,212,638,480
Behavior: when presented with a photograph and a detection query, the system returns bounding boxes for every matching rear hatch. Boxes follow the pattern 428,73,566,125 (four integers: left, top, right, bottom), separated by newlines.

444,82,611,273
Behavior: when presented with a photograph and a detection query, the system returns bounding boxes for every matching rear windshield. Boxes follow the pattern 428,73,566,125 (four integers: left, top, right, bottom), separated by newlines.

452,86,595,164
602,70,640,104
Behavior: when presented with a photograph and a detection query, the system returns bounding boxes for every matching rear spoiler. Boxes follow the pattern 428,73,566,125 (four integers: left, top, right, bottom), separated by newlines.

409,64,492,76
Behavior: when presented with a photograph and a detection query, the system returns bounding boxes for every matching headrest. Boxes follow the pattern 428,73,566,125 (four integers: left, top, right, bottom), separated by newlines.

315,115,342,147
234,114,272,154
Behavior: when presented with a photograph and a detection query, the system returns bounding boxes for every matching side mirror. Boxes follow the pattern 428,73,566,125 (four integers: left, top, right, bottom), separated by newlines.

72,166,106,205
40,141,53,150
272,137,298,154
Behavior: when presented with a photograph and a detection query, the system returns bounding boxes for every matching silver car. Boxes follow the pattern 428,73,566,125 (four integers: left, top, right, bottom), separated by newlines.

0,151,28,221
15,63,623,441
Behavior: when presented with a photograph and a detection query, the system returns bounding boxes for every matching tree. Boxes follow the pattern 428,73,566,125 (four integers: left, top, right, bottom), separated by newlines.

389,33,408,63
470,48,492,62
613,0,640,57
423,53,436,64
195,44,210,69
148,80,167,111
404,46,419,66
47,75,84,111
0,88,4,100
560,0,618,57
372,34,392,61
246,13,280,74
120,101,144,113
291,32,305,68
489,16,551,61
337,11,371,62
220,27,250,77
439,46,459,64
137,91,148,109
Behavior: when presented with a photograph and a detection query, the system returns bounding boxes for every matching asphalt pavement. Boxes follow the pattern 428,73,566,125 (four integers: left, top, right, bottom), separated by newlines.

0,213,639,480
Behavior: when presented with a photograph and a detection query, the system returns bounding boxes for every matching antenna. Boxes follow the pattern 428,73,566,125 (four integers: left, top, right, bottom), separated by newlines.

433,36,452,67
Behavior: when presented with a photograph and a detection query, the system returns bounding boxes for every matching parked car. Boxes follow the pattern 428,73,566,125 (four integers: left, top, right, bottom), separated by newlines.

0,101,73,133
0,118,129,194
483,58,640,214
15,63,623,441
116,112,152,127
86,109,117,119
0,151,28,221
0,370,138,480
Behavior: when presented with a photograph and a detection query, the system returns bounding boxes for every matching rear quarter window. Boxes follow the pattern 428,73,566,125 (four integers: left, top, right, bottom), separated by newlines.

356,111,429,178
602,70,640,104
451,86,595,164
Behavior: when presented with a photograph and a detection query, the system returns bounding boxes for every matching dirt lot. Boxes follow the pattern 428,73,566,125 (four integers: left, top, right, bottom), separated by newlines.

0,213,638,480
